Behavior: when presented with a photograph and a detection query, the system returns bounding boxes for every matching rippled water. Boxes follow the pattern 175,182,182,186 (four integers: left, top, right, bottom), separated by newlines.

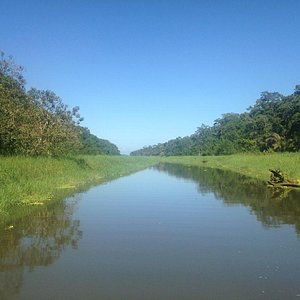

1,164,300,299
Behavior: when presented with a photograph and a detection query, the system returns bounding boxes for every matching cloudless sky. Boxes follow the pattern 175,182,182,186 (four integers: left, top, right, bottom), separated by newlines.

1,0,300,154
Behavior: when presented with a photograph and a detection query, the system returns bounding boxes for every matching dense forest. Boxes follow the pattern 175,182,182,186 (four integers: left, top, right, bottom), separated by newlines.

0,52,120,156
131,86,300,156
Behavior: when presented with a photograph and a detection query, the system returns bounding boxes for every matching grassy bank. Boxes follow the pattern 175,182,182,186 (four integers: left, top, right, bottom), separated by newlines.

0,155,159,214
1,153,299,216
160,153,300,182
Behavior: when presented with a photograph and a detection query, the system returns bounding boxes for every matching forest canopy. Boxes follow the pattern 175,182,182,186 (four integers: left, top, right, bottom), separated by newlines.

0,52,120,156
131,87,300,156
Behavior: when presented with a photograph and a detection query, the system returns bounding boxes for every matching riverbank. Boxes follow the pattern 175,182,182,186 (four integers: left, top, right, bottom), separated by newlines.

0,155,159,214
160,153,300,182
1,153,299,216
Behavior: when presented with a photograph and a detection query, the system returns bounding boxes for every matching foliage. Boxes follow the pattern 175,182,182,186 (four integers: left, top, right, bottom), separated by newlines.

0,51,119,156
131,87,300,156
79,127,120,155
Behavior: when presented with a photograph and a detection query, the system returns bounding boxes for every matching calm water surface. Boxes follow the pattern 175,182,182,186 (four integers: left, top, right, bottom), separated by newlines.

1,164,300,299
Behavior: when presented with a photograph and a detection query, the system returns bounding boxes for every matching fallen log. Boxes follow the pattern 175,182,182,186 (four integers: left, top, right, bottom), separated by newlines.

268,169,300,188
268,181,300,188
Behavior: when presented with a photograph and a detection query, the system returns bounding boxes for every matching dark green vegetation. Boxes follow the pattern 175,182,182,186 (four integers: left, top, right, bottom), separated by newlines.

0,155,159,215
131,87,300,156
79,127,119,155
0,52,119,156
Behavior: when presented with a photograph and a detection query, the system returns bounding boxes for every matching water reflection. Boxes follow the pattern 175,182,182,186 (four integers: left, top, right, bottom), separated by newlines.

154,163,300,235
0,196,82,299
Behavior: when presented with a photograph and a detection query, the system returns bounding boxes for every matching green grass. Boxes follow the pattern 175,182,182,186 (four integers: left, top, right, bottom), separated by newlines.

0,155,159,214
1,153,299,217
160,153,300,181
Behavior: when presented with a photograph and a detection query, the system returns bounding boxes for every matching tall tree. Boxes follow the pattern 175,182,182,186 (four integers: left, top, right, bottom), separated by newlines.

1,51,120,156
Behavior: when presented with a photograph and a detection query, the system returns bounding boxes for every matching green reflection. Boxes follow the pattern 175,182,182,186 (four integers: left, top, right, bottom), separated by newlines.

0,196,82,299
154,163,300,235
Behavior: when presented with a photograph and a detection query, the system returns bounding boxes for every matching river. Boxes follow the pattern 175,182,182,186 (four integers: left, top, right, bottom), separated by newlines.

1,163,300,299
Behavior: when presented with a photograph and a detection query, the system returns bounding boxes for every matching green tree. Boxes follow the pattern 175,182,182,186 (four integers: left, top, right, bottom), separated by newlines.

79,127,120,155
0,53,28,154
1,51,119,156
26,88,83,155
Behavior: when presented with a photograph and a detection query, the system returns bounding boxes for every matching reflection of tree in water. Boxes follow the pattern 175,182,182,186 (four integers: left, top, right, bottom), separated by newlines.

0,196,82,299
154,163,300,235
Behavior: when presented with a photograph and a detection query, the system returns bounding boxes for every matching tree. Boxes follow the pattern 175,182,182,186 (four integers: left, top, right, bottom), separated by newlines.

26,88,83,155
1,51,119,156
79,127,120,155
130,86,300,156
0,53,28,154
0,51,25,88
294,84,300,95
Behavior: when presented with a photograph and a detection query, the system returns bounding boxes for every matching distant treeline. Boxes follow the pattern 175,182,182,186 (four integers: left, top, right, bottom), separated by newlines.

0,52,119,156
131,86,300,156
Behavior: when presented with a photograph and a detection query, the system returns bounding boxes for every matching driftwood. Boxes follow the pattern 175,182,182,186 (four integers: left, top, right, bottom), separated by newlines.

268,169,300,188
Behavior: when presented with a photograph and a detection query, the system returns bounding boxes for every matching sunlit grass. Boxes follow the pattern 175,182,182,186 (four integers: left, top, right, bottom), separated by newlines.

0,155,159,213
161,153,300,181
1,153,299,216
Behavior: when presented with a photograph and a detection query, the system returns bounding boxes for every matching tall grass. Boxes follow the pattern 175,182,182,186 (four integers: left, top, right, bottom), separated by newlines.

161,153,300,181
1,153,299,216
0,155,159,213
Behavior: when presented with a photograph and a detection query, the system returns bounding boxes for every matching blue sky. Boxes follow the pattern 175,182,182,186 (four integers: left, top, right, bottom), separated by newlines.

1,0,299,154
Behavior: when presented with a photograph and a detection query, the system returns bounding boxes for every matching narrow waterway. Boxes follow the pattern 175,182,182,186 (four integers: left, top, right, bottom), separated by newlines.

1,164,300,300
